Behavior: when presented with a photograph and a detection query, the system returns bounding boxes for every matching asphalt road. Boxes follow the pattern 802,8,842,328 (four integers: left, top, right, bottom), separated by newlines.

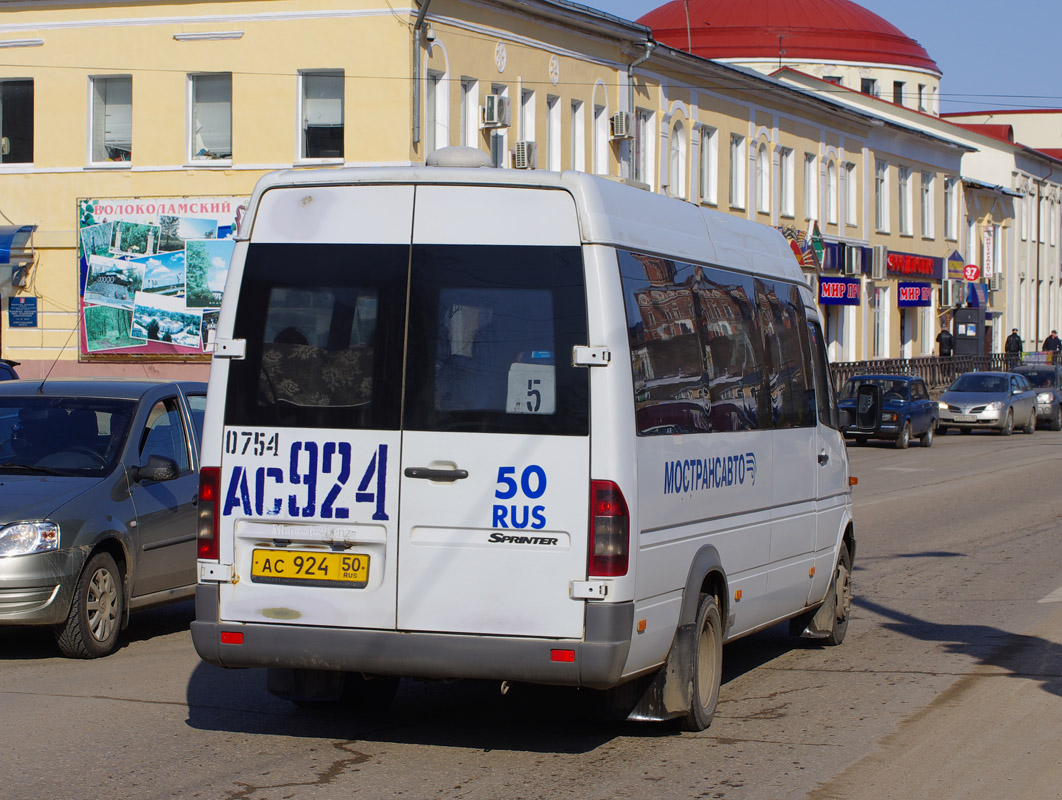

1,426,1060,800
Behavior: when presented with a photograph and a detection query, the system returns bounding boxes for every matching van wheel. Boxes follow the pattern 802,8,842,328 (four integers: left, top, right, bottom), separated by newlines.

822,546,853,647
55,552,124,659
679,594,723,732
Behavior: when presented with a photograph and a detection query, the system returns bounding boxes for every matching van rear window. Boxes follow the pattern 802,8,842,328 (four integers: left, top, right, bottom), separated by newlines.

225,243,588,436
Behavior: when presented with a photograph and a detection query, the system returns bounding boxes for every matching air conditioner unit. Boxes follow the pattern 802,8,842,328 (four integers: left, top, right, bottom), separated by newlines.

513,140,537,170
989,273,1003,291
843,245,861,276
940,279,958,307
481,94,510,128
610,111,632,139
871,245,888,280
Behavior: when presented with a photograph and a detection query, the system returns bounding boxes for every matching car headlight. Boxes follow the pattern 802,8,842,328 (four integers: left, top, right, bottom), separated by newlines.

882,412,898,422
938,401,948,410
1038,392,1053,403
988,401,1003,410
0,521,60,557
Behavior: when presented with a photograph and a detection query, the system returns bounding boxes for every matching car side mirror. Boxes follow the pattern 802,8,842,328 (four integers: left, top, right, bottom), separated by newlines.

130,454,179,483
840,384,882,434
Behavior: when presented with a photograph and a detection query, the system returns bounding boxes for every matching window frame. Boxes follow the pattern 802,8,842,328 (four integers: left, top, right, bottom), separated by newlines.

297,69,344,162
729,133,746,210
699,125,718,205
187,72,232,164
89,75,132,165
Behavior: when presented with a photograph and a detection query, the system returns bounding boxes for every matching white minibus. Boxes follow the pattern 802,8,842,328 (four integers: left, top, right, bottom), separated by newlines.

192,147,874,730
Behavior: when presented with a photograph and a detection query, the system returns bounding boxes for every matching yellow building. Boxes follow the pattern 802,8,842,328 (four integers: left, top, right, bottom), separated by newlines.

0,0,975,377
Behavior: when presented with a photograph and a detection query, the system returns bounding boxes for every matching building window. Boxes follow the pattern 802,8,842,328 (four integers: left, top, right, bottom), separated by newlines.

425,70,448,156
0,80,32,164
459,79,478,147
823,76,842,86
633,109,652,185
90,76,132,163
300,70,343,160
1040,196,1047,244
804,152,817,220
779,147,794,217
825,160,838,224
489,83,508,168
699,126,718,205
898,167,912,235
570,100,585,172
921,171,935,238
944,176,958,239
918,84,926,111
844,162,857,226
861,78,877,97
872,285,888,357
875,160,890,232
520,88,535,144
967,219,978,265
189,73,232,161
670,121,687,199
546,94,561,171
1052,201,1057,247
893,81,905,106
1019,193,1028,241
729,134,746,209
593,104,609,175
755,142,769,213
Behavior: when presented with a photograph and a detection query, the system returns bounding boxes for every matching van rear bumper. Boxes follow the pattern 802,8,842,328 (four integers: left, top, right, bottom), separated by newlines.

191,584,634,689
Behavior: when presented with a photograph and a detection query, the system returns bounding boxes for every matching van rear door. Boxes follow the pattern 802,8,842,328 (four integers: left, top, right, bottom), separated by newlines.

397,186,590,638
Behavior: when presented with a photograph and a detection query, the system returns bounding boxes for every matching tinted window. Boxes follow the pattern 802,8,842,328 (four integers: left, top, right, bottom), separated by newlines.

950,374,1007,393
621,250,796,434
225,244,407,429
186,394,206,444
0,397,135,476
140,397,191,473
808,321,836,428
403,245,588,436
1016,370,1056,388
912,380,928,400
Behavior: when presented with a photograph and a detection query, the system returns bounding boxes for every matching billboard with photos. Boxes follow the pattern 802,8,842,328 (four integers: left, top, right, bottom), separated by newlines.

78,196,243,358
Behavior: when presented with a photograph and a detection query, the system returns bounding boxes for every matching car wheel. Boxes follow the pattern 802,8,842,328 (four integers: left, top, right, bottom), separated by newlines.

679,594,723,732
1023,411,1036,435
1000,409,1013,436
920,422,934,448
822,545,853,647
1052,406,1062,432
55,552,124,659
894,421,911,449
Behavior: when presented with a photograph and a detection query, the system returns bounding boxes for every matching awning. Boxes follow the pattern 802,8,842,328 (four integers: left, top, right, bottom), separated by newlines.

0,224,36,265
961,177,1022,198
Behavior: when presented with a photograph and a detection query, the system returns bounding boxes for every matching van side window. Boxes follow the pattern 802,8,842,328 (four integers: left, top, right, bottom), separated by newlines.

807,320,838,428
619,250,772,434
757,279,815,428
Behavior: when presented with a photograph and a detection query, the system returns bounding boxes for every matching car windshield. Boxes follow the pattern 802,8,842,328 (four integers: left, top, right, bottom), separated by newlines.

0,397,136,477
1016,370,1056,389
843,379,910,402
949,374,1008,394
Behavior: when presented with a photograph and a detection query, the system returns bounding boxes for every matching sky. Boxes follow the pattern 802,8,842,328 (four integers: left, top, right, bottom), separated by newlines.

589,0,1062,115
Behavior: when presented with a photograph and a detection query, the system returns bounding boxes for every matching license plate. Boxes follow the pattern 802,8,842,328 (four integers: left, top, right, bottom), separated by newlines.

251,549,369,588
955,414,977,422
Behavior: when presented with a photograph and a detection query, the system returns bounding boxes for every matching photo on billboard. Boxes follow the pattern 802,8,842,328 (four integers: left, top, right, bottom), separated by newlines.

185,238,235,308
133,250,186,297
83,304,143,352
131,292,203,348
158,215,217,252
84,255,145,311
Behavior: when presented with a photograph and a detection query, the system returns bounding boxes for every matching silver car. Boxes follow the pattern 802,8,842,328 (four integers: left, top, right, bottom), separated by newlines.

937,371,1037,435
0,379,205,657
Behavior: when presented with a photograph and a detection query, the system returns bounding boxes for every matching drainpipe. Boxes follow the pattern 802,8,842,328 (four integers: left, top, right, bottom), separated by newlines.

627,40,656,119
412,0,432,147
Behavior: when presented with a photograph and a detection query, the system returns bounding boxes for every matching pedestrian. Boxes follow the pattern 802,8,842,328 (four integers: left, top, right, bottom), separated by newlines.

936,327,954,358
1042,330,1061,353
1005,328,1023,367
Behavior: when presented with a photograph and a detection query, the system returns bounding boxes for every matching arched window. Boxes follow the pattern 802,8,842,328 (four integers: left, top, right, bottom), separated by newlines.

669,121,687,198
825,161,838,224
755,142,769,213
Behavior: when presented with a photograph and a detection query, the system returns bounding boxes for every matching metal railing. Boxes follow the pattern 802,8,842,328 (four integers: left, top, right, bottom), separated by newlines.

830,353,1022,395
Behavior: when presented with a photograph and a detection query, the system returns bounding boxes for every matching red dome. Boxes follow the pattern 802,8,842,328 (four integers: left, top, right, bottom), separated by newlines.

638,0,939,74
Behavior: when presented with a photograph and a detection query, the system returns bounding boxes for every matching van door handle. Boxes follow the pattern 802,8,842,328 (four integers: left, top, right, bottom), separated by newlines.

817,451,829,465
404,467,469,481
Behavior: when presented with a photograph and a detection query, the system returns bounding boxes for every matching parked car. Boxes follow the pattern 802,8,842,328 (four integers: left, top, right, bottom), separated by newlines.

0,378,206,657
839,374,938,448
1010,364,1062,431
0,359,18,380
937,371,1037,435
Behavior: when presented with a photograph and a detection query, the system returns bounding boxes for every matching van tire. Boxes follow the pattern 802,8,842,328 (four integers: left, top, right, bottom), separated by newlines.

679,594,723,732
822,546,853,647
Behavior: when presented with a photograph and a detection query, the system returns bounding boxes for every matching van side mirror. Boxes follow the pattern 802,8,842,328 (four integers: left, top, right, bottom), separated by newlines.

840,384,882,434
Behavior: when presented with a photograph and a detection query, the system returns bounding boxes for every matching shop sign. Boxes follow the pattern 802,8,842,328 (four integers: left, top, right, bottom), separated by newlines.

946,250,966,281
897,282,933,308
819,276,861,306
886,250,943,279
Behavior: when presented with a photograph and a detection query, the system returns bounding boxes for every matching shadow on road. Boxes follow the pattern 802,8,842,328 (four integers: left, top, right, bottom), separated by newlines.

856,596,1062,698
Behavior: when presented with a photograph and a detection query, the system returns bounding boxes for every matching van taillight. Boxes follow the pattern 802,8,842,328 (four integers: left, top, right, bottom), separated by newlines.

588,480,629,577
197,466,220,561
